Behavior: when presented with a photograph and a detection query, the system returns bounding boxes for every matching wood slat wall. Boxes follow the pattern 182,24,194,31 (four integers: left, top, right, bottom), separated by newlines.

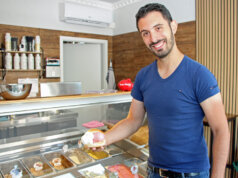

196,0,238,177
112,21,196,84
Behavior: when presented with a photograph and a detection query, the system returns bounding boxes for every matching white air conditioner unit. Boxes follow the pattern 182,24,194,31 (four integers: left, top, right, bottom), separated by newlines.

63,1,115,28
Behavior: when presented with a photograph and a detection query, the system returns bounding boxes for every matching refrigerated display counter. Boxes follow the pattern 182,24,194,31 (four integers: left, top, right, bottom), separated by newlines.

0,92,149,178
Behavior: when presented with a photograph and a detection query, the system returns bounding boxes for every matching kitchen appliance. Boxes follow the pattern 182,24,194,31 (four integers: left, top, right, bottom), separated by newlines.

45,58,60,78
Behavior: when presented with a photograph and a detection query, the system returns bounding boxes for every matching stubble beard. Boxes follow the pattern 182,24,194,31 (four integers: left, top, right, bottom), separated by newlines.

149,30,175,59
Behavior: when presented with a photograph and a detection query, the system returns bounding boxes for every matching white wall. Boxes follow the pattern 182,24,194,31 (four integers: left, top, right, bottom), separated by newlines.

113,0,195,35
0,0,195,36
0,0,114,36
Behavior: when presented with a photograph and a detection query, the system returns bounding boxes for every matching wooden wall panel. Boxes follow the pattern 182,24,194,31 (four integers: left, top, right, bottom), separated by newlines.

176,21,196,60
0,22,194,86
196,0,238,177
0,24,113,84
112,21,196,84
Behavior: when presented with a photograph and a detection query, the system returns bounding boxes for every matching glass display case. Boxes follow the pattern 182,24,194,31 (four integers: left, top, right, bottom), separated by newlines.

0,93,148,177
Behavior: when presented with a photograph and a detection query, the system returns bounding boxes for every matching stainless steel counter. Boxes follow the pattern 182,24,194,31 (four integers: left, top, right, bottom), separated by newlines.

0,92,149,177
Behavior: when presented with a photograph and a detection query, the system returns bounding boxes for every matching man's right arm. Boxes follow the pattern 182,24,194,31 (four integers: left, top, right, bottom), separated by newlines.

104,98,146,146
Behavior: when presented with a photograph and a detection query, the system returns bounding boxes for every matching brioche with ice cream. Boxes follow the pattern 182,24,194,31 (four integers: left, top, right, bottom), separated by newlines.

81,129,106,147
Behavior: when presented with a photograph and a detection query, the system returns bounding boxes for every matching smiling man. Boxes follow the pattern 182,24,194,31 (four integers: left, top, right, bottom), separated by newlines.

82,3,230,178
130,3,230,178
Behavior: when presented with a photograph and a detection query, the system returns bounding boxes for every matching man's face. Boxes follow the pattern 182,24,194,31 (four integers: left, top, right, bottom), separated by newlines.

138,11,176,59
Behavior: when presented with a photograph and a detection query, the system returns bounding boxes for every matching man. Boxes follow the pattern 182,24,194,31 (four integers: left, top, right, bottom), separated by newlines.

84,3,230,178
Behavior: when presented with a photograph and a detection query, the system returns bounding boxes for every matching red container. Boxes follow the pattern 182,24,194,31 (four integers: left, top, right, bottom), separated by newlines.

118,79,134,91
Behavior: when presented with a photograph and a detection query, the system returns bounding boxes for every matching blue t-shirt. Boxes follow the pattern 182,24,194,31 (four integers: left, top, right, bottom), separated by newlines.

131,56,220,173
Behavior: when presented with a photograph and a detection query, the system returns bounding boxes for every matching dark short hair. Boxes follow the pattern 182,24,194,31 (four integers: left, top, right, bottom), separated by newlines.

135,3,173,30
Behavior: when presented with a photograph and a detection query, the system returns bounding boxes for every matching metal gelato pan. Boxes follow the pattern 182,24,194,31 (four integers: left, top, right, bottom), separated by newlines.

22,155,53,177
105,144,124,156
81,144,124,161
78,163,114,178
0,160,30,178
104,157,146,178
64,148,94,166
43,151,74,171
84,149,109,160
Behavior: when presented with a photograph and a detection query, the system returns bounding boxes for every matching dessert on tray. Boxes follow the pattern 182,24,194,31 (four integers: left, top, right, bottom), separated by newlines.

4,165,23,178
0,160,30,178
50,157,64,170
107,164,143,178
44,152,74,171
30,161,52,177
30,161,45,177
78,164,112,178
33,161,43,171
22,156,53,177
65,148,93,165
86,149,109,160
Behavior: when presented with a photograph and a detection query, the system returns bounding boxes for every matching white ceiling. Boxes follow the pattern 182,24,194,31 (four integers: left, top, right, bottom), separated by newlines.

99,0,122,3
71,0,142,10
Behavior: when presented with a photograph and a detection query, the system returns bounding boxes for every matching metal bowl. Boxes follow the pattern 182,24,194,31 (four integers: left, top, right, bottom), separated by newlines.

0,84,32,100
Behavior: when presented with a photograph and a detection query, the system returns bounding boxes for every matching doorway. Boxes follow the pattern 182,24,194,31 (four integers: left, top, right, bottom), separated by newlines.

60,36,108,93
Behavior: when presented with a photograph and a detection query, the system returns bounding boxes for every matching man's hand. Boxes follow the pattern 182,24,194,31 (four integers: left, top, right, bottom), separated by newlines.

79,129,106,151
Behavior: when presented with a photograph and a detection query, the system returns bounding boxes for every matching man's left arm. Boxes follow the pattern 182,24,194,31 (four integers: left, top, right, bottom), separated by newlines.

200,93,230,178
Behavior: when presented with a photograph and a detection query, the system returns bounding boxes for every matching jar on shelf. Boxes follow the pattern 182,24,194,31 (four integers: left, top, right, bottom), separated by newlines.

5,33,11,51
13,53,20,69
20,53,27,70
28,53,34,70
19,36,26,52
35,54,41,70
11,37,18,51
5,53,12,69
35,36,41,52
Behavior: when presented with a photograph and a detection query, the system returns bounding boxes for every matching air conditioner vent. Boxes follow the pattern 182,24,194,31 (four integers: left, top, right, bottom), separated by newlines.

63,2,114,28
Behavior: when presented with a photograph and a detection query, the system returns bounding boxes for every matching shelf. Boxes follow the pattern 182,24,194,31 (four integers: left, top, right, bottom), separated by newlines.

1,49,45,79
0,50,42,54
0,69,43,72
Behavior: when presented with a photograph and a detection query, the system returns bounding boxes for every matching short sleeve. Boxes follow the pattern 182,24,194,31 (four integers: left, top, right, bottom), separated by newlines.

194,65,220,103
131,70,144,102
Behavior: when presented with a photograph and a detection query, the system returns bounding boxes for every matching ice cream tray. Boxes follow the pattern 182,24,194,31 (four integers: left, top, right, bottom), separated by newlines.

0,137,148,178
